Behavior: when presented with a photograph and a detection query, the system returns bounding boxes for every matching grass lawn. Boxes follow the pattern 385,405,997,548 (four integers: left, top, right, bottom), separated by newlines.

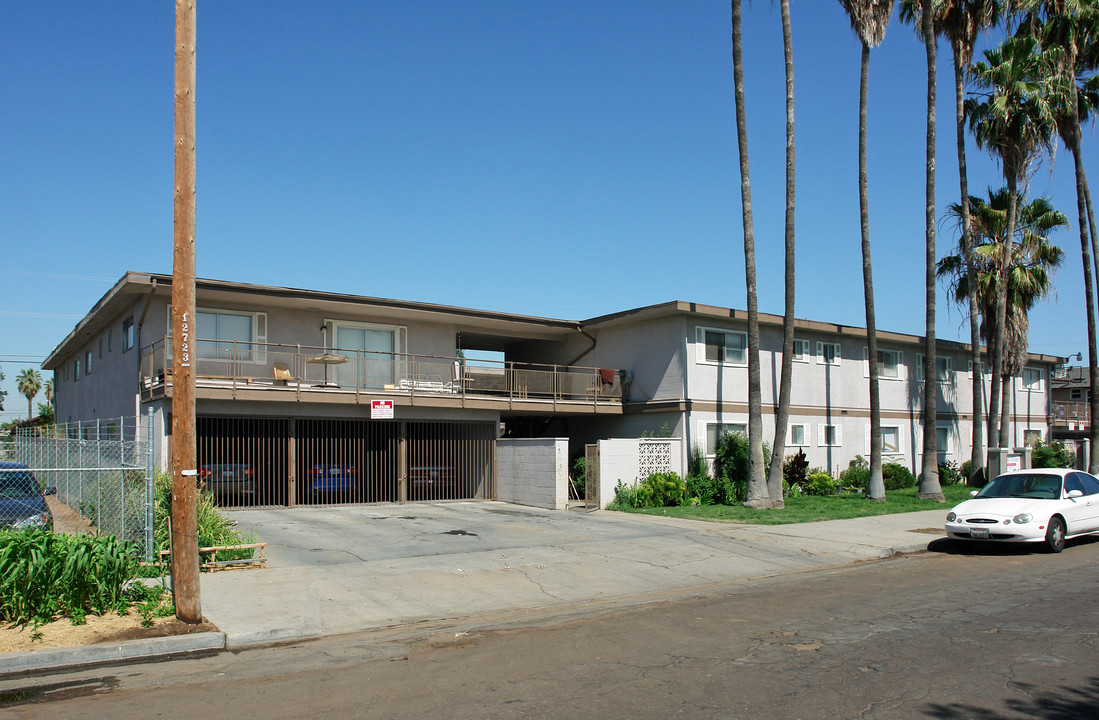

615,484,974,525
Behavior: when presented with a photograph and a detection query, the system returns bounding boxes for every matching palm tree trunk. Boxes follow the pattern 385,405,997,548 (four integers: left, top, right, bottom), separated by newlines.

1068,106,1099,473
918,0,943,501
954,40,984,486
731,0,769,508
857,42,885,501
989,175,1018,454
766,0,795,509
1001,374,1013,448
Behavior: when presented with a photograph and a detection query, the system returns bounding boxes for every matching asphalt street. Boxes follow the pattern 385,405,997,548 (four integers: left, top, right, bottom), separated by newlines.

3,536,1098,719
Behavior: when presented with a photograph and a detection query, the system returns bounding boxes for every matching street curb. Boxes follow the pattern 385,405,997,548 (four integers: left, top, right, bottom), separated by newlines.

0,631,226,678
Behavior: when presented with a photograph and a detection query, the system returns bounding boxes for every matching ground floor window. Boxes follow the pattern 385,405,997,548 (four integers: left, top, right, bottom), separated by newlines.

706,422,747,454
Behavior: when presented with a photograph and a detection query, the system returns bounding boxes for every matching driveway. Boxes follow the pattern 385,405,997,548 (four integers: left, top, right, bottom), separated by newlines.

200,501,949,648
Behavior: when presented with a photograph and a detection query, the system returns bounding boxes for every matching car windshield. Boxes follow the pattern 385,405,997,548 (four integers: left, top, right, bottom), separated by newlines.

0,470,41,499
976,474,1063,500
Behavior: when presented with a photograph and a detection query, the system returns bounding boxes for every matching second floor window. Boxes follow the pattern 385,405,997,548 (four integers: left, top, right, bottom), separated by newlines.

817,342,841,366
1021,367,1043,391
697,328,747,365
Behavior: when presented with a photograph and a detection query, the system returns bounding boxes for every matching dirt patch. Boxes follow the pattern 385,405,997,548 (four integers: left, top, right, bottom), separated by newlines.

45,495,97,536
1,613,218,655
909,527,948,536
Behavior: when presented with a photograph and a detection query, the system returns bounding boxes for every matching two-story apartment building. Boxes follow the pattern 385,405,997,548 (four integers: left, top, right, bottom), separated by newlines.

44,272,1062,508
511,301,1061,476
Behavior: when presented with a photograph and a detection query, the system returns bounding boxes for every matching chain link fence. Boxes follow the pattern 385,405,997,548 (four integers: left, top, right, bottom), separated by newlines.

6,414,155,558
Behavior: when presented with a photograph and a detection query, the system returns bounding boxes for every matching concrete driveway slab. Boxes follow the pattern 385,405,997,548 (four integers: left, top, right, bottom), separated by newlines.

200,502,950,648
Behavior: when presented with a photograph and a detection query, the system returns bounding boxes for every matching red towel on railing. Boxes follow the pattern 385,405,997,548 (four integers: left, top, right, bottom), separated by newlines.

600,368,615,385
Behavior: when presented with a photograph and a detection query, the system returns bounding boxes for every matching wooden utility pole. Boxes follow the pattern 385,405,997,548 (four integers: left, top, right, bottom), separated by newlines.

171,0,201,624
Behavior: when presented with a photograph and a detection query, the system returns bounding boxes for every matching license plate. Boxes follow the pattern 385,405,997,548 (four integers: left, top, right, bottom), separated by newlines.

970,527,990,539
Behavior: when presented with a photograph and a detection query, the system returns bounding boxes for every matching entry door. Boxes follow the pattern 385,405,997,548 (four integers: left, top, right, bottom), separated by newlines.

585,444,600,511
336,325,395,388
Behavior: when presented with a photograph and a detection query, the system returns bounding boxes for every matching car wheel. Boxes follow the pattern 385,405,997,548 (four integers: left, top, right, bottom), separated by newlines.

1044,516,1066,554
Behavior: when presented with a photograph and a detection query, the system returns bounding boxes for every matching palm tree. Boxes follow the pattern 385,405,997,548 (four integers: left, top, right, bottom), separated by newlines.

966,35,1058,455
16,368,42,421
767,0,797,509
43,378,54,407
901,0,1004,486
731,0,769,508
1019,0,1099,471
915,0,947,500
940,190,1068,371
941,191,1066,441
837,0,894,501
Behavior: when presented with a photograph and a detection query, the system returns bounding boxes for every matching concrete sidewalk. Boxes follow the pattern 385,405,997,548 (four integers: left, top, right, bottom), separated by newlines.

1,504,950,676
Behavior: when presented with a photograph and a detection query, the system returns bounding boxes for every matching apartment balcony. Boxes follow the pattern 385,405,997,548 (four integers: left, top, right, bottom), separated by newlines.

139,339,624,415
1050,401,1091,430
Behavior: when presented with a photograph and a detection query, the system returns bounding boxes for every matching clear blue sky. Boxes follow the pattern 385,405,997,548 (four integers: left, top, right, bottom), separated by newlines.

1,1,1092,421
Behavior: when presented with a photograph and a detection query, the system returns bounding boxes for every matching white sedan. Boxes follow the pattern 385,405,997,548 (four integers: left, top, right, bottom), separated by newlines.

945,468,1099,553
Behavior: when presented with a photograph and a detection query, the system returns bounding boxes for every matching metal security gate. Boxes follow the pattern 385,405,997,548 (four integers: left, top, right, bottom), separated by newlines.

197,416,495,508
407,421,495,502
197,417,290,508
584,443,599,511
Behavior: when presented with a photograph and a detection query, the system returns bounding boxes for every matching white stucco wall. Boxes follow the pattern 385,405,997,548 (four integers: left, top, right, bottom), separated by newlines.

594,438,684,509
496,437,568,510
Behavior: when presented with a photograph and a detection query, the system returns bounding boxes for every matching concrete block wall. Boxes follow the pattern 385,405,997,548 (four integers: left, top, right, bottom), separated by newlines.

496,438,568,510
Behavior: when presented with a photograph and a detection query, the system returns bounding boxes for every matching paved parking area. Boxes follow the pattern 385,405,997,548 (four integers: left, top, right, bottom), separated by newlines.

200,501,949,648
227,501,692,567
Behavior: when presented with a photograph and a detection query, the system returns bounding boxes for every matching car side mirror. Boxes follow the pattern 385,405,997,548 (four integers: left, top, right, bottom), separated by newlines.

1066,489,1084,499
44,486,57,496
969,490,979,497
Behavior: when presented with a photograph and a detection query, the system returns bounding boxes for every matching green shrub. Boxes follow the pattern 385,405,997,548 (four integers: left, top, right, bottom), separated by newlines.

1031,440,1076,469
882,463,917,490
152,471,255,569
712,431,769,504
938,460,962,486
571,456,586,498
609,472,687,509
688,444,709,479
840,455,870,490
685,472,716,505
0,529,137,625
803,471,836,496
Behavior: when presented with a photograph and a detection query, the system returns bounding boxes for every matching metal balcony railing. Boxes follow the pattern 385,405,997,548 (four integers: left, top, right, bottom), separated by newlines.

1050,401,1091,427
139,339,623,405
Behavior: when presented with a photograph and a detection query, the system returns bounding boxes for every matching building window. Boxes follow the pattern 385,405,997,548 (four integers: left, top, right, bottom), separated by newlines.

696,327,747,365
167,307,267,364
84,350,92,376
1023,429,1043,447
788,423,808,446
792,339,810,363
328,320,406,387
98,339,103,359
706,422,747,454
935,425,952,454
107,329,113,352
864,347,901,379
968,360,986,378
1021,367,1043,391
122,318,134,351
1071,388,1084,400
74,359,81,380
917,354,951,383
868,425,903,455
818,424,841,447
817,342,841,366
